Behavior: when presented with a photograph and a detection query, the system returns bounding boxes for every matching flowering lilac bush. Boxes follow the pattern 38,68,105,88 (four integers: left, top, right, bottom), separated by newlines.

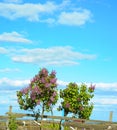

59,82,95,119
17,68,58,120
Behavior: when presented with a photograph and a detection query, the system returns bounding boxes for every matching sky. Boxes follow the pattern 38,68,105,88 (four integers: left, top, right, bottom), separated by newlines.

0,0,117,122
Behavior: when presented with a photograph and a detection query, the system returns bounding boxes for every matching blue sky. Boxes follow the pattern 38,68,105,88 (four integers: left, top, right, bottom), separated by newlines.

0,0,117,121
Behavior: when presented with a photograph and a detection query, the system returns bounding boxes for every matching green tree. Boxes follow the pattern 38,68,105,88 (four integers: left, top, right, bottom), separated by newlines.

59,82,95,119
17,68,58,120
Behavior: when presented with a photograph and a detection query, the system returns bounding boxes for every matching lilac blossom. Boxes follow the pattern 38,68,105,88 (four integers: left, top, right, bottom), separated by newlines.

41,68,48,76
53,91,57,97
65,102,70,108
34,86,41,94
50,78,57,84
51,70,56,76
50,96,54,102
45,83,51,88
20,87,29,94
89,84,95,91
31,92,36,100
41,77,46,83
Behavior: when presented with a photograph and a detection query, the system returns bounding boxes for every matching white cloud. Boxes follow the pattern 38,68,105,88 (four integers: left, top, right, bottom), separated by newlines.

95,82,117,90
40,18,56,24
0,2,58,21
0,100,8,105
57,80,68,86
0,47,8,54
0,68,20,73
0,46,96,66
0,90,19,114
0,31,32,43
3,0,22,4
93,96,117,105
0,77,29,89
11,46,96,66
0,1,93,26
58,9,92,26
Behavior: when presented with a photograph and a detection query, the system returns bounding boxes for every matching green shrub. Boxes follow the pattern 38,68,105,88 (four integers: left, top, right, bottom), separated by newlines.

8,114,18,130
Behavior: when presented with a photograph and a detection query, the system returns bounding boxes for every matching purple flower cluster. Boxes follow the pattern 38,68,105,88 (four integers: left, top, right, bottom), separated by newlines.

34,86,41,94
31,93,36,101
65,102,70,108
45,83,51,88
51,70,56,76
20,87,29,95
41,77,45,83
50,78,57,84
50,96,54,102
31,75,39,83
53,91,57,97
89,84,95,92
17,67,58,111
40,68,48,77
48,91,57,106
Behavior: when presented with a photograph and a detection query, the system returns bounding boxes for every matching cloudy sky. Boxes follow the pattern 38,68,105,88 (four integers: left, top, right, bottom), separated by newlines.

0,0,117,121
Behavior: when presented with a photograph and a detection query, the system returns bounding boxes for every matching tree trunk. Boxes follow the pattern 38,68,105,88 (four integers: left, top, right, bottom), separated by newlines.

40,103,45,130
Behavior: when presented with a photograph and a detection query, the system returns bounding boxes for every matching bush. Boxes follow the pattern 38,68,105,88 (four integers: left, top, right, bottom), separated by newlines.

8,114,18,130
59,82,95,119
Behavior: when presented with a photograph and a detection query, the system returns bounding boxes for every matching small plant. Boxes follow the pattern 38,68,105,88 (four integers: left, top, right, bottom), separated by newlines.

8,114,18,130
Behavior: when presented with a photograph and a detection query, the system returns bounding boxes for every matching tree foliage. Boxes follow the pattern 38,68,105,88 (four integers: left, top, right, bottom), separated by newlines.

59,82,95,119
17,68,95,120
17,68,58,120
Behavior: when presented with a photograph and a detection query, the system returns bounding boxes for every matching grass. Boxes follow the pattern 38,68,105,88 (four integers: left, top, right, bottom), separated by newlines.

0,120,71,130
